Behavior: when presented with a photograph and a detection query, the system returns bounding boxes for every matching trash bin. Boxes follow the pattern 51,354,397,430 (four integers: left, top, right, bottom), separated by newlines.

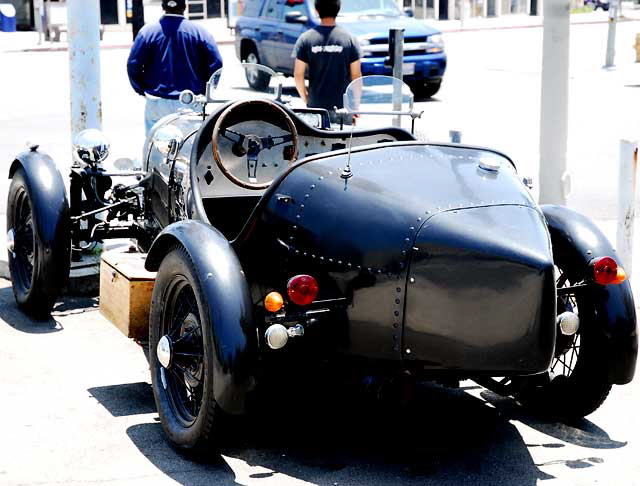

0,3,16,32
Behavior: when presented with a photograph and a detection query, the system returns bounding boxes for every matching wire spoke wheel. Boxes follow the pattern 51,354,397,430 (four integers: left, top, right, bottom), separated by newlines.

550,266,581,379
7,167,70,319
149,246,226,453
514,254,612,419
11,189,35,291
161,278,205,426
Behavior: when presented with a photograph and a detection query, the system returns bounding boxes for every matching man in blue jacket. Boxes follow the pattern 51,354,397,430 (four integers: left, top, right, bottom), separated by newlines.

127,0,223,134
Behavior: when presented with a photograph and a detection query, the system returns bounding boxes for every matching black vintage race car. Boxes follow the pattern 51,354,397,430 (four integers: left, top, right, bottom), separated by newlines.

6,65,637,454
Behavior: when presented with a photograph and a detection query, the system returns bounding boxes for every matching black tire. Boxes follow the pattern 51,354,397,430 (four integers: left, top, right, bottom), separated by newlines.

410,80,442,99
244,49,271,91
149,246,224,455
516,255,612,419
7,168,68,319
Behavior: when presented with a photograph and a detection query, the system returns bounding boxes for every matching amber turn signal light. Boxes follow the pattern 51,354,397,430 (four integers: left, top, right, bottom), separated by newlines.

592,256,624,285
264,292,284,312
612,266,627,284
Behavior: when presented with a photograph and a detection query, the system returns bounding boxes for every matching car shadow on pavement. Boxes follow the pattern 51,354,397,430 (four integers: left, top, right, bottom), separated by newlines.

127,423,241,485
0,284,99,333
480,390,626,450
120,380,619,485
89,382,156,417
0,285,61,333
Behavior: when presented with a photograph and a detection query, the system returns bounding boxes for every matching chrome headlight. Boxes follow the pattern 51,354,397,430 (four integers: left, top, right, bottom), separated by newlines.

427,34,444,46
73,128,110,166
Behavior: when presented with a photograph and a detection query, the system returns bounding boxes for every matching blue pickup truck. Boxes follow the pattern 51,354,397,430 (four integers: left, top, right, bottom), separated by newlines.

234,0,447,98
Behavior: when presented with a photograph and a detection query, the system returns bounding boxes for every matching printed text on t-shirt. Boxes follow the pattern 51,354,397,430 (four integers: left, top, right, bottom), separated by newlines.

311,45,344,53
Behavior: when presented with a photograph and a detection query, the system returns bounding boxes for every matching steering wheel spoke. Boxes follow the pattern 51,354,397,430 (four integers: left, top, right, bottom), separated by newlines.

247,153,259,182
260,134,293,150
220,128,245,144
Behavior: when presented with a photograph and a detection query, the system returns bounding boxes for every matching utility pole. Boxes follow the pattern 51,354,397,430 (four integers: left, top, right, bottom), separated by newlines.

616,140,638,277
67,0,102,143
605,0,619,68
539,0,571,205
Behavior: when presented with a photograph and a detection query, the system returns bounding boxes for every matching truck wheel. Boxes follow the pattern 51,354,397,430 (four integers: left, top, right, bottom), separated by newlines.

516,254,612,419
244,50,271,91
149,246,224,454
7,168,68,319
410,80,442,99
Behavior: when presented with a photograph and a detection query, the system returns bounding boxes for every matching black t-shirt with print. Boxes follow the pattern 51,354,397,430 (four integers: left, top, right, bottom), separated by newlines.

294,25,362,112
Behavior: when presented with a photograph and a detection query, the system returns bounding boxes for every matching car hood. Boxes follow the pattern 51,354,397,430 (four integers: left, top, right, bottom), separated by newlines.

337,16,441,39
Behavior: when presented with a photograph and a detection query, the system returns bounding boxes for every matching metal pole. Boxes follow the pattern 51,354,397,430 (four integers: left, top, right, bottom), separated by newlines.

117,0,126,26
67,0,102,146
616,140,638,277
605,0,619,68
34,0,44,44
390,29,404,128
538,0,570,205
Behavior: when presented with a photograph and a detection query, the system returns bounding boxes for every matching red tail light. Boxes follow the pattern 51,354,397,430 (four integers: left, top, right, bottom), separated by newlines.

287,275,318,306
593,257,619,285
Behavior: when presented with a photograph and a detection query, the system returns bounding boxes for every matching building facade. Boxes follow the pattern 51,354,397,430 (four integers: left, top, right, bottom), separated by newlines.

402,0,539,20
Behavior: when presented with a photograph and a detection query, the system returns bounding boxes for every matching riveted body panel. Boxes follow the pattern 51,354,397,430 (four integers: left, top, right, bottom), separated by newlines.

404,205,556,373
234,142,544,364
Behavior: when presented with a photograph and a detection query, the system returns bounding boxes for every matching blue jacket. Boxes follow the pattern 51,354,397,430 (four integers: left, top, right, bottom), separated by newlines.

127,15,223,99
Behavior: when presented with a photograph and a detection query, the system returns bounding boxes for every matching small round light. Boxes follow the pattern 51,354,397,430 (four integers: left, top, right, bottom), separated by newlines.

287,275,319,306
265,324,289,350
557,311,580,336
264,292,284,313
593,256,618,285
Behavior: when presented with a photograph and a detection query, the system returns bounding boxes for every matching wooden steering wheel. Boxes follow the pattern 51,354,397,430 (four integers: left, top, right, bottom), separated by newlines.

211,99,299,190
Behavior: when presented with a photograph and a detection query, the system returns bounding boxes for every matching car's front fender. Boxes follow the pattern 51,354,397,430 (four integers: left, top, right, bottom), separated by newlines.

146,220,258,414
8,149,71,289
542,204,638,384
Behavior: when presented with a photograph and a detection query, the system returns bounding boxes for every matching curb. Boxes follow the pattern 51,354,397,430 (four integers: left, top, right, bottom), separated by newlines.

439,16,640,33
10,38,235,54
7,16,640,53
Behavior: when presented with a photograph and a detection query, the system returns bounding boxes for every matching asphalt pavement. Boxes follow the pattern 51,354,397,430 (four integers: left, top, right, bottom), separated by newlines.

1,275,639,485
3,7,640,486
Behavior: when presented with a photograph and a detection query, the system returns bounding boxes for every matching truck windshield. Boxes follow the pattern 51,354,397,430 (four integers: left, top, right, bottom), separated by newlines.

338,0,402,16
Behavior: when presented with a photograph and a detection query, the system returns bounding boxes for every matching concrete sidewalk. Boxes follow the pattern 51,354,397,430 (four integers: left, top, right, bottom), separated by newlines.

0,17,236,53
2,4,640,54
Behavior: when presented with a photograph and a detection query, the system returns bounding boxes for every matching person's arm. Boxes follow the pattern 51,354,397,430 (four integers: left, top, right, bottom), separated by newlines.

349,59,361,81
201,31,223,79
294,59,308,104
126,32,147,96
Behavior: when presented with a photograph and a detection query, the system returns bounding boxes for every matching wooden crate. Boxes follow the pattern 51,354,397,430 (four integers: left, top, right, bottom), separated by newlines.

99,249,156,340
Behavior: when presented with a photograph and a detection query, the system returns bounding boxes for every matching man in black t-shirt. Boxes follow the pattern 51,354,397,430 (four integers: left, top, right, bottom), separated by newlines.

293,0,362,122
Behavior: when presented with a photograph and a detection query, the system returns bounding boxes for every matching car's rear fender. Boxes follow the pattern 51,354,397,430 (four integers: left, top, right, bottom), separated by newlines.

8,150,71,289
146,220,258,413
542,204,638,384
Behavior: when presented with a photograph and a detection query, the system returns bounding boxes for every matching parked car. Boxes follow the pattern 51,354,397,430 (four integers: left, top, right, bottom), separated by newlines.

6,66,636,455
586,0,609,10
234,0,446,99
